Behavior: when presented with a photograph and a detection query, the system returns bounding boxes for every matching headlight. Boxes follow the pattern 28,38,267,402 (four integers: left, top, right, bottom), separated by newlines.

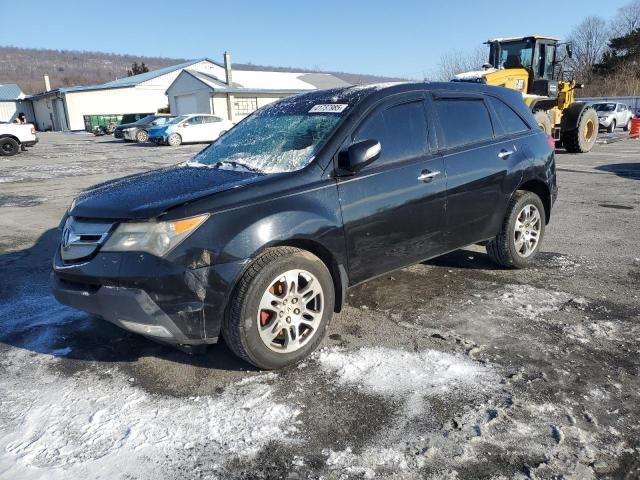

102,214,209,257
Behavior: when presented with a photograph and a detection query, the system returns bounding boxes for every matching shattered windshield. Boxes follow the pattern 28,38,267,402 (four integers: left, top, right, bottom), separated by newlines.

593,103,616,112
189,101,346,174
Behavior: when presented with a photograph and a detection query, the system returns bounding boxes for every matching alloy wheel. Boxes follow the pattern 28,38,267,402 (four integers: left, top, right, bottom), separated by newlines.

256,269,324,353
513,204,541,258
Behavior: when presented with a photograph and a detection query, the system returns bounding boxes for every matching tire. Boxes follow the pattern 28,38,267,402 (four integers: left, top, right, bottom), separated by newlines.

534,110,552,135
623,119,631,132
0,137,19,157
606,119,616,133
562,107,598,153
486,191,546,269
167,133,182,146
135,130,149,142
222,247,335,370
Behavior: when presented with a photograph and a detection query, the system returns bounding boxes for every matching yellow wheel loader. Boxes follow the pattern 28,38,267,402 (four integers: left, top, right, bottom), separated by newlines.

453,35,598,153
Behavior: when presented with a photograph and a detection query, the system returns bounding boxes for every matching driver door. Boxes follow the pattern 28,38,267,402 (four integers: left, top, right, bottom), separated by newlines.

336,95,447,284
179,116,203,142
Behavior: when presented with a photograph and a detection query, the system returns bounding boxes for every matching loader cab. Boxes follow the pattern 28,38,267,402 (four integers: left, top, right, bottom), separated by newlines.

487,36,560,97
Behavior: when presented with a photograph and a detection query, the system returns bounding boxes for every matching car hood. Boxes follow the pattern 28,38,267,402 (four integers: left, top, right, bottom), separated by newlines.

69,163,265,219
115,122,137,130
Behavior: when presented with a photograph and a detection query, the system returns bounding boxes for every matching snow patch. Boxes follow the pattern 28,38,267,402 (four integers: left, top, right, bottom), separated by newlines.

318,347,494,396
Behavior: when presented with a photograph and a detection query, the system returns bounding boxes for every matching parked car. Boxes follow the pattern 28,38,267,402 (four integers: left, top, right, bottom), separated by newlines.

114,115,175,142
148,114,233,146
52,82,557,369
0,122,38,156
592,102,634,133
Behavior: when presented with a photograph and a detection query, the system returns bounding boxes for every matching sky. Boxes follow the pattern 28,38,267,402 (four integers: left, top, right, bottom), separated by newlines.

0,0,631,79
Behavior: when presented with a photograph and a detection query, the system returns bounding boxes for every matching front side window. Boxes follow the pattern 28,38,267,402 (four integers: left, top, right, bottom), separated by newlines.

190,98,347,174
487,97,529,135
353,101,427,167
185,116,203,125
169,115,188,125
435,98,493,148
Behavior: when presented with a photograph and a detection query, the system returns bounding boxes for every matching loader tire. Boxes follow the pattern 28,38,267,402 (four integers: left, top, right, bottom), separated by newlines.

534,110,552,135
562,107,598,153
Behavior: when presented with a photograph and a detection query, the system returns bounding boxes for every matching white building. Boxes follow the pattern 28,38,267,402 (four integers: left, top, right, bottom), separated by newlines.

167,53,349,121
26,54,349,131
29,59,226,131
0,84,34,123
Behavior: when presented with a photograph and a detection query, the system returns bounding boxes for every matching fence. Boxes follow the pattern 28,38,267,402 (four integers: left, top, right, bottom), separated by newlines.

578,96,640,113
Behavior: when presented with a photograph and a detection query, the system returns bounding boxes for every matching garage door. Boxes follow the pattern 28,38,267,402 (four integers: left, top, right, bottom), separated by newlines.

175,94,197,115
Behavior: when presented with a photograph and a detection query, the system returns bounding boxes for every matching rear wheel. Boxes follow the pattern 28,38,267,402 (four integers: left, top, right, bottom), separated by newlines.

486,191,546,269
623,119,631,132
223,247,334,370
534,110,552,135
136,130,149,142
167,133,182,146
606,119,616,133
562,107,598,153
0,137,19,156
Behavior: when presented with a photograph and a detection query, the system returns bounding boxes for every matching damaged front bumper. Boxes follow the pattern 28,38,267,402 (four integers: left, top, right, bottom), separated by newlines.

51,248,244,347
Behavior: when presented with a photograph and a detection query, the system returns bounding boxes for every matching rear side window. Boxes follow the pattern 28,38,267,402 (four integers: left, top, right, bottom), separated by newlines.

354,101,427,167
434,98,493,148
487,97,530,135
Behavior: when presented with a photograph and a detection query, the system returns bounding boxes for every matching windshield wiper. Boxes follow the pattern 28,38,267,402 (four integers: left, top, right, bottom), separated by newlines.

214,160,264,174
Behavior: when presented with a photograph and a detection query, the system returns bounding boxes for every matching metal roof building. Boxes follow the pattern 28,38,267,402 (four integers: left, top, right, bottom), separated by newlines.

25,54,349,131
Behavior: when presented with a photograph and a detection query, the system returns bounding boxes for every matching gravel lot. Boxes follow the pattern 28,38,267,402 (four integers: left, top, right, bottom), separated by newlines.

1,133,639,479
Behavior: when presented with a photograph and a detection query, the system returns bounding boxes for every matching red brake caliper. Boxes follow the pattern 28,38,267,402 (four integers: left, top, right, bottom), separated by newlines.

260,310,271,326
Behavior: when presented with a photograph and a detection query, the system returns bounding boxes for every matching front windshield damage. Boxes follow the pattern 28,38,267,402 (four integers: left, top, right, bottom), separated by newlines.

188,98,348,174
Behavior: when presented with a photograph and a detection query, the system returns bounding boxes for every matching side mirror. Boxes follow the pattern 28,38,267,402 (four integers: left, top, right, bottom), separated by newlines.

339,139,382,173
566,44,573,59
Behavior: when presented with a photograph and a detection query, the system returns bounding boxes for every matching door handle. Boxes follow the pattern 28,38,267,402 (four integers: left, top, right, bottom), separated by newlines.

498,149,513,159
417,170,440,183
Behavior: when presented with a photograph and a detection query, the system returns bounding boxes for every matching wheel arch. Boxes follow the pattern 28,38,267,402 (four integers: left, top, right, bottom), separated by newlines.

0,134,21,143
516,179,551,224
267,239,347,313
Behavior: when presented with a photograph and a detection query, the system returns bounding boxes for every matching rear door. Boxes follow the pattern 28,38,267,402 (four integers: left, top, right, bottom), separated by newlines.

336,94,447,284
433,93,529,249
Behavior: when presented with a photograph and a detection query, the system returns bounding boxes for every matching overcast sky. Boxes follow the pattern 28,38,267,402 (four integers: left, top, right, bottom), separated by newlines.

1,0,631,78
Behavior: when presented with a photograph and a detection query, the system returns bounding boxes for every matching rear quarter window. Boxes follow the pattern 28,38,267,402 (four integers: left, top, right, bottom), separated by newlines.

487,96,530,135
434,98,493,148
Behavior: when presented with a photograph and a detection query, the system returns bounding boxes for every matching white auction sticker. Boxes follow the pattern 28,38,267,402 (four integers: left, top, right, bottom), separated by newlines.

309,104,348,113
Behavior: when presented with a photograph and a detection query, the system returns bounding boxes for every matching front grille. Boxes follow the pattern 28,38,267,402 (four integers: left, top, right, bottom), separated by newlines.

60,217,114,262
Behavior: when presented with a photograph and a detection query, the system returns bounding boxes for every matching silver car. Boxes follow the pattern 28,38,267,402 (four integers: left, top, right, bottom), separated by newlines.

593,102,634,133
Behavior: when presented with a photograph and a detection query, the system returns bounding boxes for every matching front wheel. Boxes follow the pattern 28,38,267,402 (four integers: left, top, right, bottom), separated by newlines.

623,119,631,132
136,130,149,142
607,119,616,133
486,191,546,269
223,247,335,370
167,133,182,146
562,107,598,153
0,137,19,156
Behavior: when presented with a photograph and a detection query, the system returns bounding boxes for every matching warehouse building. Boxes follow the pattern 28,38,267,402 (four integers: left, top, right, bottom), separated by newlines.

0,84,34,123
24,53,348,131
167,52,349,121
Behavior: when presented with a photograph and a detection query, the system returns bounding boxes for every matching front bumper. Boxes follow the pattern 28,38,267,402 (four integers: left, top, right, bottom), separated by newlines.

114,129,124,139
598,117,614,128
52,247,222,345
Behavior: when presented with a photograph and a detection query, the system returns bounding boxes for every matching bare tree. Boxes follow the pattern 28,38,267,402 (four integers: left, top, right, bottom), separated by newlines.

610,0,640,36
434,46,488,81
566,16,610,83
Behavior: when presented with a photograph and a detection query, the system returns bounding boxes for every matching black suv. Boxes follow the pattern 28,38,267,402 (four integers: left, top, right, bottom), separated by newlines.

53,82,557,369
114,115,174,142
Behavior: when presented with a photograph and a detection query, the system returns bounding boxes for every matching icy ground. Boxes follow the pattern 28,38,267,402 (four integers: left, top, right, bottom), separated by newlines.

1,134,639,478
